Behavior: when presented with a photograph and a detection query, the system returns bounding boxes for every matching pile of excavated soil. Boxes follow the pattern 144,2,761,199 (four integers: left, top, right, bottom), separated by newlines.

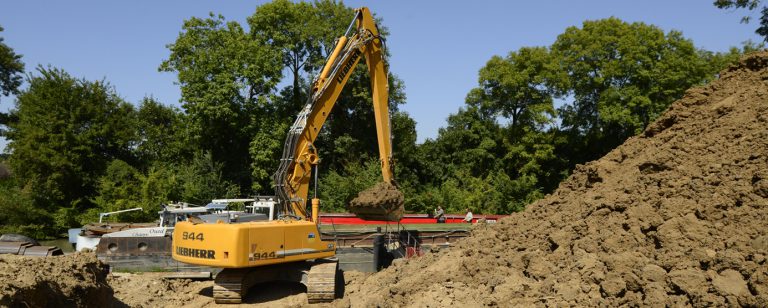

349,181,404,221
0,253,113,307
337,52,768,307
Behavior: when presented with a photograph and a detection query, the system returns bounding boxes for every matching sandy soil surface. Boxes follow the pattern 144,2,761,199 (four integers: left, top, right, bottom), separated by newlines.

108,273,310,307
107,270,373,307
2,52,767,307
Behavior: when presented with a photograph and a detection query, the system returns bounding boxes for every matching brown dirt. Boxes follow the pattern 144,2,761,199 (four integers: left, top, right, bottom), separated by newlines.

349,181,405,221
108,273,312,307
334,52,768,307
0,253,113,307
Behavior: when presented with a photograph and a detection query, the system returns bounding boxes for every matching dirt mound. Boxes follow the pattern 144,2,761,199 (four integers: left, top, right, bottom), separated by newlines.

349,181,404,221
338,52,768,307
0,253,113,307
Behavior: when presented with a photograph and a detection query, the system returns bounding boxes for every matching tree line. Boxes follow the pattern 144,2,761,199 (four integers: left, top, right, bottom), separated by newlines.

0,0,755,238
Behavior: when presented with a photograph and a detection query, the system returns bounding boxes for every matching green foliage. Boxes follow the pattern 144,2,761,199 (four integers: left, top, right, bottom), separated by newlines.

6,67,138,219
715,0,761,10
413,103,554,214
551,18,723,164
318,158,382,213
0,179,53,238
161,0,409,203
0,25,25,138
86,160,149,223
249,122,288,193
176,152,241,204
391,111,420,188
141,165,182,207
471,47,558,133
248,0,340,106
0,25,24,99
700,41,765,75
86,153,240,224
135,98,190,167
160,12,283,189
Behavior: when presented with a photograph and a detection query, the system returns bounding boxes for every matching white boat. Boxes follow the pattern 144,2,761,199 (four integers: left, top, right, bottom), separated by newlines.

70,203,209,252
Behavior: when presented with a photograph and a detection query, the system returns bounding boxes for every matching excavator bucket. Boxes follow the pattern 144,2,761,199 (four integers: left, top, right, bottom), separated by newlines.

348,182,404,221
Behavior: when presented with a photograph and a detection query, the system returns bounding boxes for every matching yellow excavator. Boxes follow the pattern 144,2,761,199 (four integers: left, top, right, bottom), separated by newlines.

172,7,400,304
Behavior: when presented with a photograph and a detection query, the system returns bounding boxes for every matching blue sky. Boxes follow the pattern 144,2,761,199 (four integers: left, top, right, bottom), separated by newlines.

0,1,761,151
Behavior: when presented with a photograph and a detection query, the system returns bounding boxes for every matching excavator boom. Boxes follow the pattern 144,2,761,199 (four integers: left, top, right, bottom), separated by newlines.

273,7,397,221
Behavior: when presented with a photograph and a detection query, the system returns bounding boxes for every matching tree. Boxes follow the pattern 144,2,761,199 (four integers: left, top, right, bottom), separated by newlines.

390,111,420,187
135,97,190,168
551,18,713,162
248,0,332,107
0,177,52,238
465,46,564,194
318,158,382,212
249,121,288,193
714,0,768,41
0,26,23,99
0,25,25,138
5,67,137,220
470,47,558,136
175,151,241,205
162,1,413,204
312,0,357,56
160,13,283,189
87,159,149,223
431,106,502,179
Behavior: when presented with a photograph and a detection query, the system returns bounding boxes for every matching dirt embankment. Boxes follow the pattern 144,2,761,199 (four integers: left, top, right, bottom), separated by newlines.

0,253,113,307
336,52,768,307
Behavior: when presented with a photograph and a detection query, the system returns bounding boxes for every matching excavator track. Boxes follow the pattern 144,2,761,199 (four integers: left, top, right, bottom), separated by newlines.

213,268,253,304
212,259,338,304
306,260,338,303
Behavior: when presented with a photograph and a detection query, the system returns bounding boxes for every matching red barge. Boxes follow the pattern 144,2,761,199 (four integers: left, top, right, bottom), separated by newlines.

318,213,507,225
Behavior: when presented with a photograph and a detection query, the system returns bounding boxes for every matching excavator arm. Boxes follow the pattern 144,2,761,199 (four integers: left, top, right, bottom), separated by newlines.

273,7,395,220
